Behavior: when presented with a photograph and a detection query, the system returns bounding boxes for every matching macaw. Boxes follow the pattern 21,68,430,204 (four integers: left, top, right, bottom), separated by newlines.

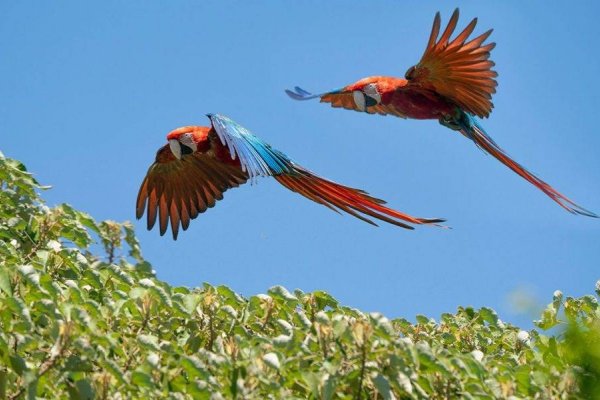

136,114,444,239
286,9,597,218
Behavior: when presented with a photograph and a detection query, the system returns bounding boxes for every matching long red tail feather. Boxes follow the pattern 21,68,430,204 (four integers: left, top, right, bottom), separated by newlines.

275,168,446,229
460,118,597,217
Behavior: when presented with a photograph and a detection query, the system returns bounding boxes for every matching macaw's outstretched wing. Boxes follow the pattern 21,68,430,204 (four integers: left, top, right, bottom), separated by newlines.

136,144,248,239
285,86,408,118
406,8,498,118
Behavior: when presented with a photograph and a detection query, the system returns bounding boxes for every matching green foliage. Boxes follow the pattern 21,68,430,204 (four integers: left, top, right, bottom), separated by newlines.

0,150,599,399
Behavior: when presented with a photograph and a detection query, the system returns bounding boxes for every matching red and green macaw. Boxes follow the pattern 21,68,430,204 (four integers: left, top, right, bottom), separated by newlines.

137,114,444,239
287,9,597,218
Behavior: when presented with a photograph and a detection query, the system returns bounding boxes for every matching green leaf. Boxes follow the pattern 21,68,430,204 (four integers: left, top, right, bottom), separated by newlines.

123,222,143,262
106,264,134,285
373,374,393,400
313,291,338,310
302,372,320,398
148,285,172,308
138,335,161,352
535,302,559,330
479,307,498,326
10,354,27,375
64,355,94,372
515,365,532,395
0,269,12,296
269,285,298,302
183,293,201,314
25,373,37,400
4,297,32,329
322,373,336,400
129,287,146,299
263,352,280,370
68,379,95,400
217,285,244,303
181,356,207,379
100,359,126,385
131,371,154,388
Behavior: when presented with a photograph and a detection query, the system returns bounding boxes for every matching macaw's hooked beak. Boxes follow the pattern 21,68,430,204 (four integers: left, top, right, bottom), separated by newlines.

352,90,379,111
169,139,194,160
169,139,182,160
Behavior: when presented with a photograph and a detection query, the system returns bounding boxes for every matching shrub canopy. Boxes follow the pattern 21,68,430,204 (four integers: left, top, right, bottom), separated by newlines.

0,151,599,399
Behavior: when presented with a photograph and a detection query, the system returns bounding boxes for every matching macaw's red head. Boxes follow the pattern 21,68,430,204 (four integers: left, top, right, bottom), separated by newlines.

165,126,211,159
343,76,407,111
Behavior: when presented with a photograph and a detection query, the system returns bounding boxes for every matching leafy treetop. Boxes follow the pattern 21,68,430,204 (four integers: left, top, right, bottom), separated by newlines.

0,151,599,399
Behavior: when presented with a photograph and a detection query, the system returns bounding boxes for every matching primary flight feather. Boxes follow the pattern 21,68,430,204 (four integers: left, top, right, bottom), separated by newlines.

136,114,445,239
286,8,596,218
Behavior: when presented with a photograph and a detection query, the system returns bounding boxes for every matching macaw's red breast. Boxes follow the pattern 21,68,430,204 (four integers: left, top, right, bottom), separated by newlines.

389,87,457,120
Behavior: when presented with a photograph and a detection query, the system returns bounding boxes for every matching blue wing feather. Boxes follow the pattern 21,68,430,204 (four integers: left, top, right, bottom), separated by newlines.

208,114,293,182
285,86,342,101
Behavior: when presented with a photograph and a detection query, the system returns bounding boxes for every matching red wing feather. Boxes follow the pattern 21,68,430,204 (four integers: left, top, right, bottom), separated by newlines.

409,9,498,118
136,145,248,239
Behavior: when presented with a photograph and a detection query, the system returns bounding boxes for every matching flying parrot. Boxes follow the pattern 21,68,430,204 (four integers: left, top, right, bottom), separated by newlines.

286,9,597,218
136,114,444,239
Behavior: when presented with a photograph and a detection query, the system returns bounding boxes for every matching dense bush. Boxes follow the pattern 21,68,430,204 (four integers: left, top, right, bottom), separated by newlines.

0,150,599,399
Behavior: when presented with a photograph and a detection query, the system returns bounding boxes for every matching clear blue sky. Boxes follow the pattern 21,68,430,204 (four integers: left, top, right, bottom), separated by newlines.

2,2,598,327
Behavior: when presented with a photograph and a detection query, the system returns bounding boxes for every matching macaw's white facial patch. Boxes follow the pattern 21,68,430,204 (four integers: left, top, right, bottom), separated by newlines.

179,133,198,152
353,90,366,111
363,83,381,104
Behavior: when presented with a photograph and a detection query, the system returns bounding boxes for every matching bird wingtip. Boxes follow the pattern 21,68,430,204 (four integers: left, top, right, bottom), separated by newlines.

285,87,312,100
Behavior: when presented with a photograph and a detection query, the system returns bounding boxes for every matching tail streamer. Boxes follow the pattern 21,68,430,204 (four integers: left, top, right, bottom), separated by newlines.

458,113,597,217
275,166,446,230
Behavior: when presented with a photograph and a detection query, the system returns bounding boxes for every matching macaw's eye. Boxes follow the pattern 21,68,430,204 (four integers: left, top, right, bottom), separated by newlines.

405,66,416,79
